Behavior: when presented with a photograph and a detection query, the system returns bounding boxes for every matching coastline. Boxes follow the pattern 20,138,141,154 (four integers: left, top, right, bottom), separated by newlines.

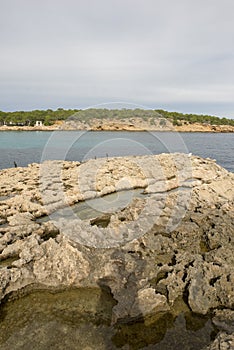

0,123,234,133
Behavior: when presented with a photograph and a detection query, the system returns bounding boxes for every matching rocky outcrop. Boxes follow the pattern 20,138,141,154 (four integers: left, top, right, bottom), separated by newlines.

59,116,174,131
1,118,234,132
0,154,233,348
175,122,234,133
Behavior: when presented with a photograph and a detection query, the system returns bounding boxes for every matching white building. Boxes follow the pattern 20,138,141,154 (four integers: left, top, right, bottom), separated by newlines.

35,120,43,127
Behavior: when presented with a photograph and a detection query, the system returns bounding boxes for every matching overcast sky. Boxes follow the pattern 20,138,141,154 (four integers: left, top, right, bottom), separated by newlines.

0,0,234,117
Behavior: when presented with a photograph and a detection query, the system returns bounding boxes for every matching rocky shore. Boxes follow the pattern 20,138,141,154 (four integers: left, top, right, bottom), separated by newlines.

0,118,234,132
0,154,233,349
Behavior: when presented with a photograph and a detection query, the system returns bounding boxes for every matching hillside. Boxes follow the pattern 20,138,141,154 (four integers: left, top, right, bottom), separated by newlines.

0,108,234,132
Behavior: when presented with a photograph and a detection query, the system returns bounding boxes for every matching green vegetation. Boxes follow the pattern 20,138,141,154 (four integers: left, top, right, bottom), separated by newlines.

0,108,233,126
0,108,79,126
155,109,234,126
69,108,161,121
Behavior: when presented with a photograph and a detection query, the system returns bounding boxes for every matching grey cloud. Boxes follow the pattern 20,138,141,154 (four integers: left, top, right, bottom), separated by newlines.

0,0,234,117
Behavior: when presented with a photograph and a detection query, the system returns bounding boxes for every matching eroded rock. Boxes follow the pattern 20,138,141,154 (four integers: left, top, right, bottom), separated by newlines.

0,154,233,348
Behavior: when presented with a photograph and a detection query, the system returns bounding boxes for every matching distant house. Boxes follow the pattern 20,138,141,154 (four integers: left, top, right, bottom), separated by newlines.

35,120,43,127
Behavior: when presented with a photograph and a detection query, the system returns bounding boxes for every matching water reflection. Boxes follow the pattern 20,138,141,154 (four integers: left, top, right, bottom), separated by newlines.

0,289,217,349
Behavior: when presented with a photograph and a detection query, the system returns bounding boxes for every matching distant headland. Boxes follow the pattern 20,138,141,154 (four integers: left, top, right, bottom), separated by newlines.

0,108,234,132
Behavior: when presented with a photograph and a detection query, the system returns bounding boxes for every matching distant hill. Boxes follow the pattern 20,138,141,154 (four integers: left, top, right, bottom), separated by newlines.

155,109,234,126
0,108,233,127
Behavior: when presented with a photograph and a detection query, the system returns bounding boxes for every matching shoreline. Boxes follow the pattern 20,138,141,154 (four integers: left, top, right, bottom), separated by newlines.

0,125,234,133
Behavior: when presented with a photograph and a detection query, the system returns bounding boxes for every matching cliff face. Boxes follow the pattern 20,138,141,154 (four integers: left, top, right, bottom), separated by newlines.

0,154,233,348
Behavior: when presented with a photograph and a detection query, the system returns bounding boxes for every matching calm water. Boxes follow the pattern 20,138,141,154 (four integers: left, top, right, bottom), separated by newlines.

0,289,216,350
0,131,233,172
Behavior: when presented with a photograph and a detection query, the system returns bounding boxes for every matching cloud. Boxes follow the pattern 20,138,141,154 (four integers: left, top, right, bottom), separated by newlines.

0,0,234,117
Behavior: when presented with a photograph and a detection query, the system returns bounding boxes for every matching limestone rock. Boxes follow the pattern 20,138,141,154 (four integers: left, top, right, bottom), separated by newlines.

0,153,233,349
131,289,169,318
203,332,234,350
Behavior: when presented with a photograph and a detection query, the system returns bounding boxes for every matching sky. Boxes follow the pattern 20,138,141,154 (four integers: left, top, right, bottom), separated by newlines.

0,0,234,118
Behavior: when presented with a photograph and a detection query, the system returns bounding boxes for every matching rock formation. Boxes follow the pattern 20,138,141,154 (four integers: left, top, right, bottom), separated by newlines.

1,117,234,132
0,154,233,349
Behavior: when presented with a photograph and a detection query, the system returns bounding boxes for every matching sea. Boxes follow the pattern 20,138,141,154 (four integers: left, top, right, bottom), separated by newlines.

0,131,233,172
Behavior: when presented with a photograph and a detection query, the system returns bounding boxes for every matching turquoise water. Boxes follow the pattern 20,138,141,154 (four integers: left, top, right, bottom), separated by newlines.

0,131,233,172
